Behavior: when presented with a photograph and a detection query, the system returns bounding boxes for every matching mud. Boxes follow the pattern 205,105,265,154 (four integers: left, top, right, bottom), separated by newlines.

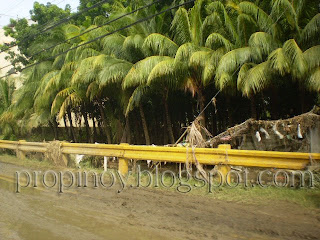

0,161,320,240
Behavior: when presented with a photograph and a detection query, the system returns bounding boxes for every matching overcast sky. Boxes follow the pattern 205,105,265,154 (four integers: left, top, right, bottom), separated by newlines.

0,0,79,27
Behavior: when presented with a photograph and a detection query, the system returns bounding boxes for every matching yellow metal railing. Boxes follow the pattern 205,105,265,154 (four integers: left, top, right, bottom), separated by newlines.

0,140,319,175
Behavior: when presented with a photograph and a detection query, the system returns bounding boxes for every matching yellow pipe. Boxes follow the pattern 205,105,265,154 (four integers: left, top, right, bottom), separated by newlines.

215,144,231,183
0,140,319,170
118,143,129,175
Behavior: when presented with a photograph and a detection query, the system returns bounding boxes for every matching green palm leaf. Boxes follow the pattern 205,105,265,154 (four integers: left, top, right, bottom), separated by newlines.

268,48,290,75
282,39,307,78
143,33,178,57
308,67,320,91
238,62,271,96
122,56,171,89
205,33,233,51
300,13,320,46
303,45,320,70
170,7,192,45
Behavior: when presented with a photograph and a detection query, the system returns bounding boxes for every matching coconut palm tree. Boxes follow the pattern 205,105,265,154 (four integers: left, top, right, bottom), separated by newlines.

0,77,16,139
143,0,229,128
214,0,320,117
97,2,174,144
122,56,175,143
2,0,319,144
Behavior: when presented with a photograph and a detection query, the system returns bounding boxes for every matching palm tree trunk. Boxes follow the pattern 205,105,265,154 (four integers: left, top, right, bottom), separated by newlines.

63,115,71,141
197,88,206,127
211,105,217,136
82,111,91,143
163,94,175,144
127,117,131,144
226,97,233,127
50,118,59,140
98,104,112,144
92,116,97,143
131,112,140,144
250,95,257,119
139,103,151,145
67,108,77,143
54,118,59,139
299,87,306,114
271,87,279,119
48,121,55,140
53,119,59,140
116,119,123,143
98,121,104,141
163,111,168,145
120,116,131,143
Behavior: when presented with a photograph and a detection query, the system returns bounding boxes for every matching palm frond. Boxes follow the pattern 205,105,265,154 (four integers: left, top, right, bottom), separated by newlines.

125,85,149,116
238,61,271,96
189,0,203,46
303,45,320,70
82,25,108,41
203,48,225,85
51,87,83,118
215,72,233,90
52,55,65,69
249,32,280,56
282,39,307,78
86,81,100,101
308,67,320,91
57,92,83,119
300,13,320,46
171,7,192,45
35,70,60,98
237,63,255,91
75,47,101,61
64,24,81,40
239,1,275,35
147,58,188,89
237,13,257,45
271,0,298,26
98,58,133,87
122,56,171,89
174,43,209,63
102,34,126,58
143,33,178,57
52,43,72,56
216,47,253,79
122,34,145,62
205,33,233,51
268,48,290,75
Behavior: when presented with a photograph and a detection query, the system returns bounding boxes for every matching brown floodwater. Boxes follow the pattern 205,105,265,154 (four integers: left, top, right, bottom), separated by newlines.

0,177,168,240
1,160,320,240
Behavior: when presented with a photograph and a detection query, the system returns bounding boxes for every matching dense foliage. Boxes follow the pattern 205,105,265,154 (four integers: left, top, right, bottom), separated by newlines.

0,0,319,144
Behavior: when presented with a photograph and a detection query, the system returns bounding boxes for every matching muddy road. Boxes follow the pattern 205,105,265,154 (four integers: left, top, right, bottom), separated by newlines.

0,161,320,240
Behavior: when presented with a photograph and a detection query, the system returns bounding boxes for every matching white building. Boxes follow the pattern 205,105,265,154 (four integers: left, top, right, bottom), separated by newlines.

0,28,21,88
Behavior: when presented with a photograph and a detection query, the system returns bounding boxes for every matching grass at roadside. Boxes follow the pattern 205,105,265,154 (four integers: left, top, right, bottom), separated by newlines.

204,185,320,209
0,153,58,170
137,172,320,209
1,153,319,209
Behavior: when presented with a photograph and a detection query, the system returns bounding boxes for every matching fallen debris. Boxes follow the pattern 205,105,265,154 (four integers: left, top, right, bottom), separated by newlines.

208,106,320,152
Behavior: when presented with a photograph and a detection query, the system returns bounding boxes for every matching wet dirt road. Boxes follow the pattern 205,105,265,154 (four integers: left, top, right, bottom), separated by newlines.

0,161,320,240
